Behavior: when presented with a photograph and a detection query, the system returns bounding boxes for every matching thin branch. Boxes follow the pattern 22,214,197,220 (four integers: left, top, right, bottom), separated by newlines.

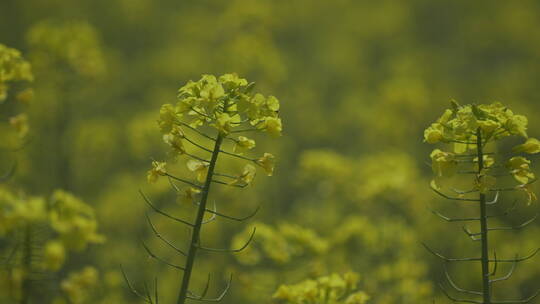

218,149,257,162
177,121,217,141
489,248,540,263
429,207,480,222
211,179,247,188
451,188,479,195
202,201,217,224
489,251,498,277
213,172,238,180
487,214,538,232
448,140,478,145
143,281,153,304
185,152,211,163
430,187,481,202
187,274,233,302
492,290,540,304
487,200,518,218
188,274,211,299
486,191,500,205
197,228,256,253
205,205,260,222
145,213,187,256
120,265,153,304
422,243,481,262
184,136,213,153
230,128,263,134
490,179,538,192
189,107,214,120
165,174,202,189
444,264,482,295
141,241,186,271
462,226,482,241
490,256,517,283
140,190,194,227
438,283,483,304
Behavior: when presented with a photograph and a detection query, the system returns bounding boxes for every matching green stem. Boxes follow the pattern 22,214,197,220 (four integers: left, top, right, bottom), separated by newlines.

176,103,229,304
476,128,491,303
20,224,32,304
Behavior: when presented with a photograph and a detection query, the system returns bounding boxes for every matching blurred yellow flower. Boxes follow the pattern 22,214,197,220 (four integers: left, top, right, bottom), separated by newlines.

44,241,66,271
147,161,167,183
178,187,201,204
9,113,29,138
187,159,209,182
234,136,256,154
264,117,282,137
229,164,257,186
507,156,535,184
430,149,457,178
256,153,275,176
513,138,540,154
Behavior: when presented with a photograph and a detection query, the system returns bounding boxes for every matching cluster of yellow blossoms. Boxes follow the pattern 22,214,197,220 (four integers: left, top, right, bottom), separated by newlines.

232,222,328,265
272,272,369,304
0,188,104,271
0,44,34,138
425,101,538,202
147,74,281,202
56,266,99,304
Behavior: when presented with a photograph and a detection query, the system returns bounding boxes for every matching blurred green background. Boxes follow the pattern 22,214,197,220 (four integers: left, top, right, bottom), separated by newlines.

1,0,540,303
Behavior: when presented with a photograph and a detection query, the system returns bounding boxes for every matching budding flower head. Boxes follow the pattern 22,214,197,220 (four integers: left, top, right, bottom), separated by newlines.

425,101,537,203
171,73,281,136
149,74,281,188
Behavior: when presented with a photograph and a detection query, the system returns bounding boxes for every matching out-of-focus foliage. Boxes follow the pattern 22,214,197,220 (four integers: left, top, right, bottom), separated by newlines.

272,272,369,304
0,45,103,304
0,179,104,303
1,0,539,303
0,44,33,103
0,43,33,144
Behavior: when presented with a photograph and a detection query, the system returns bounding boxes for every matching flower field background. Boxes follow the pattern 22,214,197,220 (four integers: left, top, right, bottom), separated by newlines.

1,1,540,303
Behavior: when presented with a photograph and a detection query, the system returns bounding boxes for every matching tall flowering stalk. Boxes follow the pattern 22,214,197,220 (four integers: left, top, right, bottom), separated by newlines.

124,74,282,304
423,101,539,304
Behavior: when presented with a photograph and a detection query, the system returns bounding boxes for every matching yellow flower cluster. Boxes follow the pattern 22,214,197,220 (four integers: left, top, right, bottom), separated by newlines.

424,102,529,152
49,190,105,251
232,222,328,265
425,101,539,203
0,188,104,271
272,272,369,304
167,73,282,136
60,267,99,304
0,44,33,102
148,74,281,201
0,44,33,139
